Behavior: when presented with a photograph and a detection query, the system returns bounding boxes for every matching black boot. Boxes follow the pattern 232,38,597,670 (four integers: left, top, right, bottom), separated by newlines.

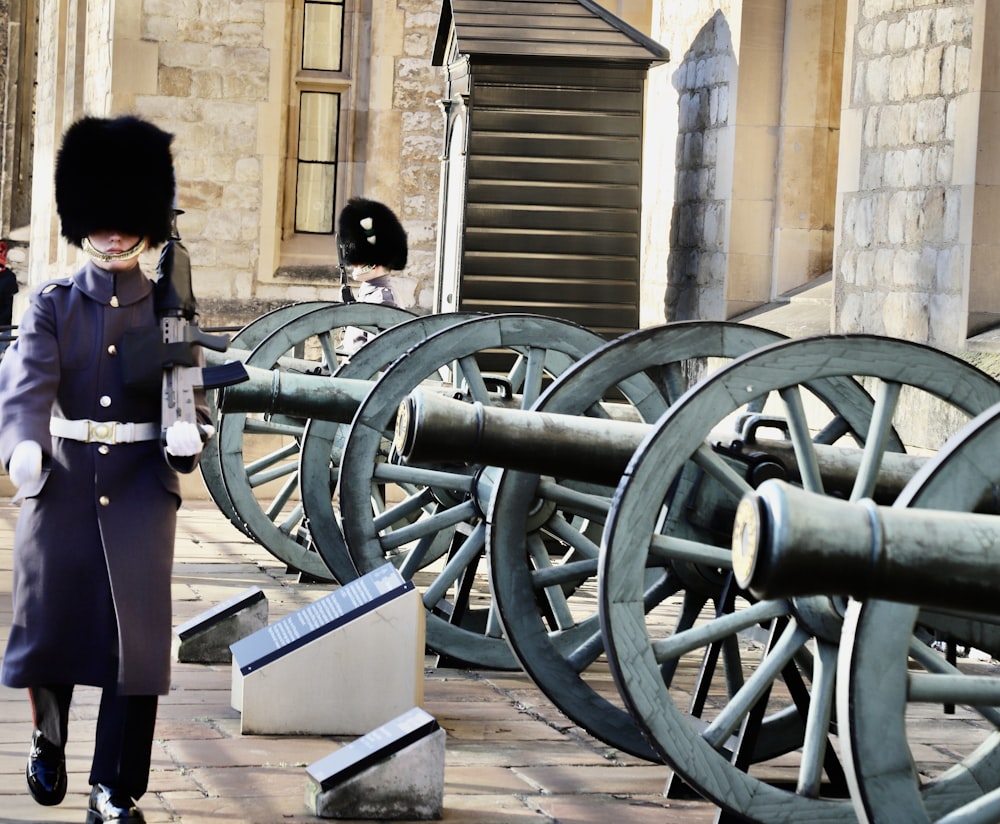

25,728,67,806
86,783,145,823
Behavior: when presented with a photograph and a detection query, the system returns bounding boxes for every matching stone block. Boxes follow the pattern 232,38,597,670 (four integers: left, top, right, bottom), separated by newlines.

305,708,444,820
173,586,268,664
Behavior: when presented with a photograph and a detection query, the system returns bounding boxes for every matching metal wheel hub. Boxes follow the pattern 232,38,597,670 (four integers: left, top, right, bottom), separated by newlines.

470,465,503,518
789,595,847,643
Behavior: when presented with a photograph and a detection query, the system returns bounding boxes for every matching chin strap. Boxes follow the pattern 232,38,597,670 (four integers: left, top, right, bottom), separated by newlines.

82,236,148,263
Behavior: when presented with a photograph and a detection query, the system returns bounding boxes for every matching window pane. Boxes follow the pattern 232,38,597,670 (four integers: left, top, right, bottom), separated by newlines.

303,1,344,71
295,163,337,233
299,92,339,162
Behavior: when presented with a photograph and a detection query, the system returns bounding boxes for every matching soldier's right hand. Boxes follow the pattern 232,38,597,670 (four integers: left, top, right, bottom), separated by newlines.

8,440,41,488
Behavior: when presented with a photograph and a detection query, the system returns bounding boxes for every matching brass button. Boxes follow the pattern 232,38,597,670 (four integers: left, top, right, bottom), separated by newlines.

99,396,112,407
99,495,110,506
98,445,110,455
107,344,117,356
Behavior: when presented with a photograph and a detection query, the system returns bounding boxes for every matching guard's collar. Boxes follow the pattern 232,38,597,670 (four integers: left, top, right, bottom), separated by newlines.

74,259,153,307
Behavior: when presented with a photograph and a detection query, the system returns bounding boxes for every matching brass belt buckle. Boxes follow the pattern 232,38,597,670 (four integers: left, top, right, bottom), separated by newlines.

88,420,117,444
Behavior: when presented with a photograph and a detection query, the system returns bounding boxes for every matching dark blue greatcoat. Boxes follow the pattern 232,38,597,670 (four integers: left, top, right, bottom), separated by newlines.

0,260,209,695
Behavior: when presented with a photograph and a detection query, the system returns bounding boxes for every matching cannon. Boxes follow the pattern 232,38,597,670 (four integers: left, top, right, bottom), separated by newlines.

394,331,1000,823
596,335,1000,823
730,403,1000,824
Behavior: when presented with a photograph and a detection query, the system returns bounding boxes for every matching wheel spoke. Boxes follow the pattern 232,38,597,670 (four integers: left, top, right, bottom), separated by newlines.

779,386,824,493
545,513,602,560
456,354,489,401
317,329,338,370
525,532,577,630
380,499,479,552
519,346,546,406
649,533,733,568
371,486,436,532
246,449,299,489
243,418,304,437
797,640,838,798
422,522,486,606
651,599,792,664
372,461,476,492
702,619,810,750
692,442,753,500
399,524,451,579
562,616,607,672
850,380,901,501
263,475,299,522
535,480,610,520
908,639,1000,725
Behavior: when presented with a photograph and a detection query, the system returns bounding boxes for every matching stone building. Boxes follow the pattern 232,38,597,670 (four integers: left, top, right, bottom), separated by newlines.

643,0,1000,353
0,0,997,353
0,0,446,329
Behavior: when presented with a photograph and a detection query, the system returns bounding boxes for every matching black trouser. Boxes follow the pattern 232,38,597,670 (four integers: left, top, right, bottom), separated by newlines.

29,684,158,799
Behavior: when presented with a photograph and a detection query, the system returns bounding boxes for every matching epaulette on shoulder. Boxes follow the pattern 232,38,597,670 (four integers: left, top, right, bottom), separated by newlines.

38,277,73,296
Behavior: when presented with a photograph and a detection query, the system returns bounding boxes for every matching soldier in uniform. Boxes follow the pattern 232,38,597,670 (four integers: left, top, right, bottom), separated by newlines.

338,197,406,354
0,115,212,824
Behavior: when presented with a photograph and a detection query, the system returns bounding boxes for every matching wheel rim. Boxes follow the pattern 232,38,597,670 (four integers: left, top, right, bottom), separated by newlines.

599,334,1000,822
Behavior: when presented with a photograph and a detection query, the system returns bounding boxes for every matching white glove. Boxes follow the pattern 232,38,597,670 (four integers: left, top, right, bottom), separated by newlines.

165,421,213,457
8,440,42,488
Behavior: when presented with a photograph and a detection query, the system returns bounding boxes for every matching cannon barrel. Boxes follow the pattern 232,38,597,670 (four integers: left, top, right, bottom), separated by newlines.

215,362,534,426
394,389,929,497
394,386,649,485
732,478,1000,613
218,363,373,422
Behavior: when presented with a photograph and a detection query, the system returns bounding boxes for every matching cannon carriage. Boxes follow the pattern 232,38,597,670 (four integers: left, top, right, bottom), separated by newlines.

202,302,1000,823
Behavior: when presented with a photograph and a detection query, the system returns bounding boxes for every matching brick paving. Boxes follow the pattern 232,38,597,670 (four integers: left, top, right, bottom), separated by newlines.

0,496,718,824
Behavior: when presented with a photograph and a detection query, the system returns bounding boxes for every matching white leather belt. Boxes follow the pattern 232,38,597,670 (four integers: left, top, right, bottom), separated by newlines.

50,417,159,445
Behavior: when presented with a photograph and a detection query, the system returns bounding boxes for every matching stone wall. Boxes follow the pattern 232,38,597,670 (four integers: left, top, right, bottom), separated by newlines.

834,0,976,347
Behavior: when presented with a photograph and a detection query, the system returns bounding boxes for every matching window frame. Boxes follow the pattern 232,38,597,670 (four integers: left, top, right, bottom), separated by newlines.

282,0,357,250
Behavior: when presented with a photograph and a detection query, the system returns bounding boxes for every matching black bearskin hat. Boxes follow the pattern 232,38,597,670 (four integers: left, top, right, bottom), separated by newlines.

55,115,176,248
337,198,407,270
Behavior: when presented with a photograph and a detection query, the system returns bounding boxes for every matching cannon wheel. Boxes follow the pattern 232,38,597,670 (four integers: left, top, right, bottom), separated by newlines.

201,301,337,535
487,320,807,762
298,312,485,582
839,403,1000,823
340,313,607,669
216,302,414,580
599,335,1000,823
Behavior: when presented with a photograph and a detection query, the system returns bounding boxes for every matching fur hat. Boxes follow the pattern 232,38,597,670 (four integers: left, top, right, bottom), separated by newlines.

55,115,176,248
337,198,407,270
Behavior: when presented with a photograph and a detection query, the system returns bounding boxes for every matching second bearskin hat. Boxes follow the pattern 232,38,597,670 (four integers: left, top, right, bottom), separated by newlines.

55,115,176,248
337,198,407,271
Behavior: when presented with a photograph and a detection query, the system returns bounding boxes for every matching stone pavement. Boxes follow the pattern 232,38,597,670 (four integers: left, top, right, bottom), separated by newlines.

0,496,717,824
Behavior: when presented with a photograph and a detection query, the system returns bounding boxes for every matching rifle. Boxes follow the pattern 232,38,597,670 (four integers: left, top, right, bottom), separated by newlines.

153,211,248,446
337,233,356,304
